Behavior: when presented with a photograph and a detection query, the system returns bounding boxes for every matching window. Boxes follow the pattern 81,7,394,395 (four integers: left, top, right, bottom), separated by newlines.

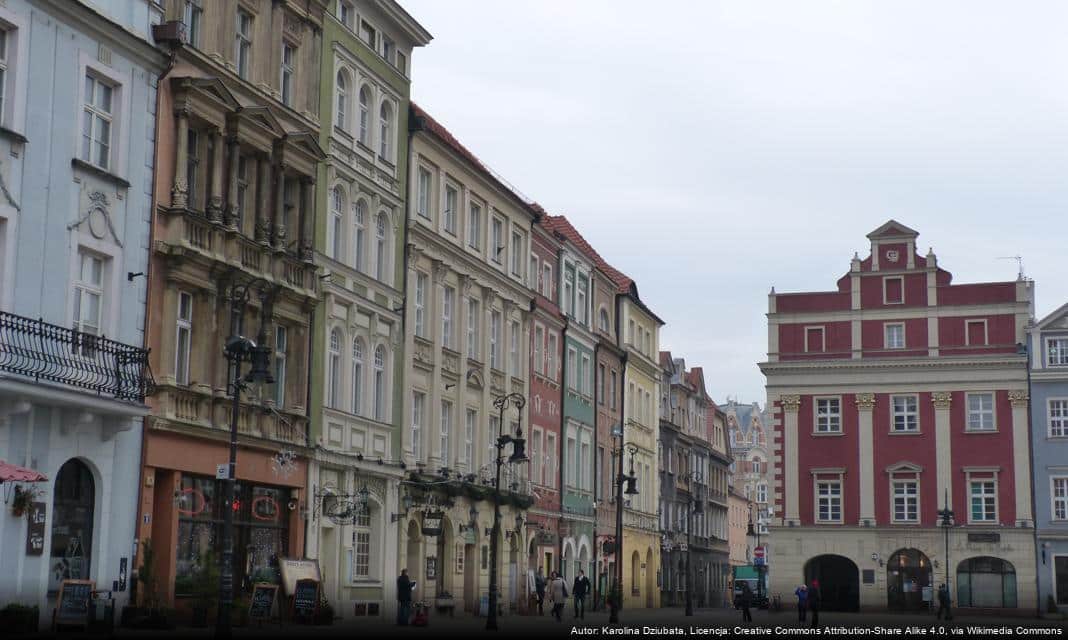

375,212,388,281
970,480,997,522
815,398,841,433
1053,477,1068,520
72,250,105,354
338,1,354,29
273,326,287,407
581,354,591,395
464,409,476,467
383,37,395,64
966,320,988,346
490,310,501,370
1051,399,1068,437
581,441,591,491
396,51,407,75
352,511,370,578
542,263,552,298
509,321,520,377
352,200,365,271
816,481,842,522
598,364,606,404
358,86,370,146
967,393,995,431
531,430,542,485
441,286,454,349
81,75,113,170
805,326,825,353
577,276,588,325
566,437,577,487
1049,338,1068,366
235,10,252,80
440,400,452,466
328,329,341,408
491,217,504,264
416,168,431,219
444,185,457,234
599,309,610,333
175,291,193,385
534,326,544,375
235,155,248,229
379,102,392,160
609,370,617,409
884,276,903,304
892,480,918,522
546,433,557,488
468,203,481,249
596,447,605,499
183,1,203,48
547,333,557,381
335,71,347,129
329,187,344,259
359,20,376,49
511,230,523,276
373,345,386,421
529,256,538,289
567,348,577,390
885,323,905,349
351,338,364,416
413,272,427,338
467,299,480,359
487,415,501,465
756,483,767,503
280,43,295,107
891,395,918,432
411,392,425,460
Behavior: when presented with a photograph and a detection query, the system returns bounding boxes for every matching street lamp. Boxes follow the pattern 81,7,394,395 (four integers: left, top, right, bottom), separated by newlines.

746,500,764,607
682,472,703,617
486,392,528,631
609,436,640,624
216,278,273,639
937,489,954,594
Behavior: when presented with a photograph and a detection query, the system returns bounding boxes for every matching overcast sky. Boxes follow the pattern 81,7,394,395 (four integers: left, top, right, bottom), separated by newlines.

404,0,1068,403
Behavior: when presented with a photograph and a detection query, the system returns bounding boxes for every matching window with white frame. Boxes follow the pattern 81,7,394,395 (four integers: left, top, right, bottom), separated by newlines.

609,370,617,409
566,436,577,487
490,217,504,265
597,363,605,404
378,102,392,160
563,269,574,317
72,250,106,355
966,319,988,346
414,272,427,338
235,155,248,229
1048,338,1068,366
338,1,354,30
891,395,919,432
534,325,544,375
892,479,918,522
328,329,341,408
546,432,557,488
816,480,842,522
967,393,995,431
969,480,997,522
352,510,371,578
464,408,476,468
358,86,370,146
440,400,452,466
444,184,457,234
329,186,344,259
1051,399,1068,437
805,326,825,353
334,71,347,129
883,276,904,304
511,229,523,277
885,323,905,349
396,51,407,75
815,398,841,433
467,298,480,359
416,167,431,219
411,392,425,460
599,308,610,334
351,338,364,416
581,440,591,491
577,275,588,325
375,212,389,281
487,414,500,465
542,263,552,298
273,325,287,407
359,20,376,49
175,291,193,385
509,320,520,377
529,256,538,290
531,429,542,485
81,74,114,170
490,310,501,370
581,354,591,396
756,483,767,503
373,345,386,421
183,0,203,48
352,199,365,272
547,333,557,381
280,42,296,107
235,10,252,80
468,203,481,249
382,36,395,65
1053,477,1068,520
441,286,454,349
567,347,577,391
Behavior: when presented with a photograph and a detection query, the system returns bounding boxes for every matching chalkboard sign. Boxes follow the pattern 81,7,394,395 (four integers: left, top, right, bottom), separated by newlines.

55,579,94,628
249,583,278,620
279,558,321,595
292,579,319,621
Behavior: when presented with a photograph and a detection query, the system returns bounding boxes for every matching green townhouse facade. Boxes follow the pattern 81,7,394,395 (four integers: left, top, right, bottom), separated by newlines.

306,0,430,622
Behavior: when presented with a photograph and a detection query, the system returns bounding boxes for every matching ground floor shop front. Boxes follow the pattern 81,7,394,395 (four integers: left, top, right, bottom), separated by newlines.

620,526,660,609
1037,533,1068,617
661,548,731,609
767,526,1037,613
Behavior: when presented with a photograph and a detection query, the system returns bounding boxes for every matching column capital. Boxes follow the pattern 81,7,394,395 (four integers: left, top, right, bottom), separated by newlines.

407,243,424,269
459,274,474,298
431,259,448,282
1008,390,1029,408
854,393,876,411
931,392,952,409
780,395,801,413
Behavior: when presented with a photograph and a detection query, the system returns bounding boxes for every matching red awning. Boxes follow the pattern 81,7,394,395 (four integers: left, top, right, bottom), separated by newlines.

0,460,48,482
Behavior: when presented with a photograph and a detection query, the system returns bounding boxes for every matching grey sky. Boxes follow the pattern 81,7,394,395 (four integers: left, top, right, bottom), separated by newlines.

404,0,1068,403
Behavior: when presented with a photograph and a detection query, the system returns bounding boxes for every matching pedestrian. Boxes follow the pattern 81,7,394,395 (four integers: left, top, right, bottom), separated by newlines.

739,581,753,623
535,566,546,615
794,584,808,622
572,569,590,619
396,568,414,626
548,570,568,621
808,579,821,628
937,583,953,621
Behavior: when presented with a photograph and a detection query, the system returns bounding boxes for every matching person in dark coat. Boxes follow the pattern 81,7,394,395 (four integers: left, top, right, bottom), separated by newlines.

739,581,753,623
937,583,953,620
535,567,547,615
808,579,821,628
396,569,413,625
794,584,808,622
572,569,591,619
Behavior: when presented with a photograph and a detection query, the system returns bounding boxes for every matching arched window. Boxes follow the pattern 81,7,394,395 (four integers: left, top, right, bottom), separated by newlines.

329,186,344,259
328,329,341,408
358,86,371,146
599,308,610,333
375,212,389,282
49,459,95,592
957,557,1017,608
373,344,386,421
352,337,364,416
379,102,392,160
352,199,366,273
335,71,348,130
631,551,641,593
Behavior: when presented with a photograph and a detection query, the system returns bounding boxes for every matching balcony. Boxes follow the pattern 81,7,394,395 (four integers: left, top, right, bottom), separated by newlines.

0,311,154,403
155,383,308,447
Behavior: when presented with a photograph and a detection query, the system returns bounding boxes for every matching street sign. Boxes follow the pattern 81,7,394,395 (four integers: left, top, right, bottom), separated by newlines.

753,546,767,565
216,464,229,480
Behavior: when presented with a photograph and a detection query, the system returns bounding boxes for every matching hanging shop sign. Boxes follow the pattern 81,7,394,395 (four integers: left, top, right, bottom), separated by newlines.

422,510,444,537
26,502,46,556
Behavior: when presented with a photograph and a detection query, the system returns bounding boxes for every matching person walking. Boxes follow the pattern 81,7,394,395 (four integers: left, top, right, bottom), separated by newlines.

794,584,808,622
396,568,414,626
808,579,821,628
548,571,568,622
534,567,546,615
739,581,753,623
936,583,953,621
572,569,590,619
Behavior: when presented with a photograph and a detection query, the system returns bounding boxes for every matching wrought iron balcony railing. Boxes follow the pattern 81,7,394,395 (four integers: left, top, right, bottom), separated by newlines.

0,311,154,402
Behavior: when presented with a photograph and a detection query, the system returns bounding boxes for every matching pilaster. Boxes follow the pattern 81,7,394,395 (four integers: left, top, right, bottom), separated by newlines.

1009,390,1033,526
855,393,876,525
781,394,801,524
932,392,953,512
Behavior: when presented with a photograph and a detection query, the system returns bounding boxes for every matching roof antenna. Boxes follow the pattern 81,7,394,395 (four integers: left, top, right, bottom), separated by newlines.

997,255,1026,280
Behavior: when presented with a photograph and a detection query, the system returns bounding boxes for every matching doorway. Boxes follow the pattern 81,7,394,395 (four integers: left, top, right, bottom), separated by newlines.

804,554,860,612
887,548,932,611
645,548,654,608
405,521,422,602
49,459,95,593
464,543,477,613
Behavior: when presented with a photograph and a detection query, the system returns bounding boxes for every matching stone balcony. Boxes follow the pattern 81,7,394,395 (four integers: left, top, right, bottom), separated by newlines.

152,382,309,448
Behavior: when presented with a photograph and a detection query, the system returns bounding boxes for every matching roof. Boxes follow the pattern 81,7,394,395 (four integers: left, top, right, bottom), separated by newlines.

1035,301,1068,331
867,219,920,240
409,103,543,220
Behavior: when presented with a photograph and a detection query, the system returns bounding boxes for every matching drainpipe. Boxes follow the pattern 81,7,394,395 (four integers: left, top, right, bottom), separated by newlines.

592,338,600,609
558,312,568,573
1022,335,1040,617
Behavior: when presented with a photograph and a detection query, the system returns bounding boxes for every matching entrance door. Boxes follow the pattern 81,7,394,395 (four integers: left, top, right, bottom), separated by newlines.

49,459,95,593
804,554,860,612
645,548,654,608
887,548,932,611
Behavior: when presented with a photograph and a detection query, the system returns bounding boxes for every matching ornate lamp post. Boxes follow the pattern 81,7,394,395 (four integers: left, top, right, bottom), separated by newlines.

937,489,954,593
609,435,639,624
486,392,528,631
216,278,273,639
746,500,764,607
683,472,703,617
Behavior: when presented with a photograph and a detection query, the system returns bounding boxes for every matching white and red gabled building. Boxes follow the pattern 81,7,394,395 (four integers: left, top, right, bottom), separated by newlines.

761,221,1036,613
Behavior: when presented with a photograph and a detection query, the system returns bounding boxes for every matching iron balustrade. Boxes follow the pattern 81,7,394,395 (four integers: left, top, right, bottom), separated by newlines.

0,311,154,402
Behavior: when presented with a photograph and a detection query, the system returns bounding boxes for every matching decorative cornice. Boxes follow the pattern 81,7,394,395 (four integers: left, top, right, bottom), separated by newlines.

854,393,876,410
931,392,953,409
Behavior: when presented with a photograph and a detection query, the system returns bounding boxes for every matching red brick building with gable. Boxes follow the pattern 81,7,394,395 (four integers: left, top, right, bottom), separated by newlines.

761,221,1036,613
